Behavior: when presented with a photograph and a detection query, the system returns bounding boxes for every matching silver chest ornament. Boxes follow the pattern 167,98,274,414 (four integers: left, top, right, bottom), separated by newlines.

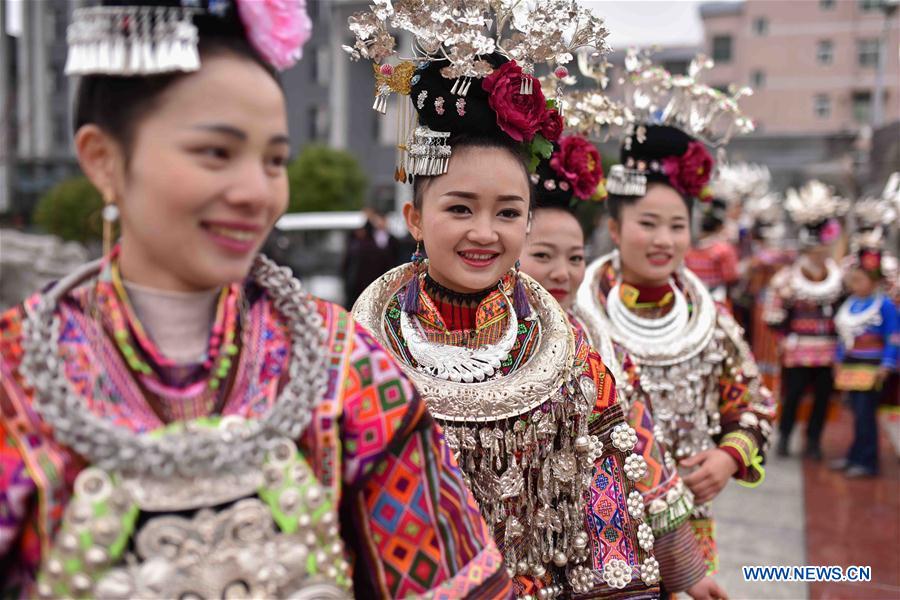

354,266,660,595
37,434,350,599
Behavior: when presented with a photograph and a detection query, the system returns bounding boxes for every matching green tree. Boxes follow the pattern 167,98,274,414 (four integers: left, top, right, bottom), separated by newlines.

287,145,367,213
33,176,104,242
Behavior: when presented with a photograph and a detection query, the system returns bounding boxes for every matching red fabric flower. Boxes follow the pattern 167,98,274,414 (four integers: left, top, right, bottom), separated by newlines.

550,135,604,200
540,109,564,142
661,140,713,198
860,249,881,271
482,61,546,142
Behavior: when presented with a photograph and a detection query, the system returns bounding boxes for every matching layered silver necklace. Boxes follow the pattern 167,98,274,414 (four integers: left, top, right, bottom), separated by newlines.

834,294,884,350
576,252,728,458
790,257,843,305
399,285,518,383
606,277,690,347
20,254,329,478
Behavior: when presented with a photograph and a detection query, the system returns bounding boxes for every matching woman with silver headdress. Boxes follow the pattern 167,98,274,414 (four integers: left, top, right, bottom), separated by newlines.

575,52,775,582
521,134,728,600
0,2,510,597
764,181,848,460
349,3,663,598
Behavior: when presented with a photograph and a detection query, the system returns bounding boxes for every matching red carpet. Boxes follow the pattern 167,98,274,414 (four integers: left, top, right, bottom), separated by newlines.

803,406,900,599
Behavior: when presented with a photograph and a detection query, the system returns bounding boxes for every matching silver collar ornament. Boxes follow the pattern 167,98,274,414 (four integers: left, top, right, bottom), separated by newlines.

576,252,764,463
22,255,351,598
354,265,660,594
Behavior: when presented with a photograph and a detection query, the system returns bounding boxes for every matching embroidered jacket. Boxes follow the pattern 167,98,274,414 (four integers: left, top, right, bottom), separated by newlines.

835,294,900,369
354,267,662,599
684,238,739,294
568,311,707,593
764,265,842,368
0,261,510,599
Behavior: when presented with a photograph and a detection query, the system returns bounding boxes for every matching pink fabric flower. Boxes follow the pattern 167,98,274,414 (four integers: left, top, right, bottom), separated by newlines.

236,0,312,71
661,141,713,198
819,218,841,244
482,60,546,142
550,135,604,200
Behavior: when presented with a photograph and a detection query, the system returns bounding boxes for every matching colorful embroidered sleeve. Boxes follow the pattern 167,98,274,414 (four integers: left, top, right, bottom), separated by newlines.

0,305,43,594
339,326,511,599
715,310,776,487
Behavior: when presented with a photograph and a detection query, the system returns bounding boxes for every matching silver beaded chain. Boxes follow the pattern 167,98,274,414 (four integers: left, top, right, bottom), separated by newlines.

20,255,329,478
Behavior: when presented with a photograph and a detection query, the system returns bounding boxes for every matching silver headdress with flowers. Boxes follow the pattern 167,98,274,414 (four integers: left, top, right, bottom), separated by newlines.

619,49,755,147
784,180,849,226
853,173,899,231
65,0,311,76
343,0,611,180
580,50,755,199
711,163,771,205
785,180,849,247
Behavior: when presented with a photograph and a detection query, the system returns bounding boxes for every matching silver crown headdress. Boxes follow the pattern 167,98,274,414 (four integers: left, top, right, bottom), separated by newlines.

850,172,899,246
65,5,205,76
711,163,771,205
343,0,611,179
744,192,785,240
784,180,849,226
621,49,755,147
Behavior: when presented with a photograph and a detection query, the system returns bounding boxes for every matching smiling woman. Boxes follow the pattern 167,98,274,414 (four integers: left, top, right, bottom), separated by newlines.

351,17,662,595
0,1,509,598
575,55,775,584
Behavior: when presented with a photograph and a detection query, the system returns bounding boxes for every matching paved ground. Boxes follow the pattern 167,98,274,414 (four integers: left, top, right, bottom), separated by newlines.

711,404,900,600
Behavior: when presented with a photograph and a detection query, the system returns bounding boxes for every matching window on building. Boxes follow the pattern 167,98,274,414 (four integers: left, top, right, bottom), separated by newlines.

752,17,768,36
814,94,831,118
820,0,835,9
307,0,319,20
817,40,834,64
712,35,733,62
751,70,766,88
858,0,882,11
852,91,872,123
857,39,880,67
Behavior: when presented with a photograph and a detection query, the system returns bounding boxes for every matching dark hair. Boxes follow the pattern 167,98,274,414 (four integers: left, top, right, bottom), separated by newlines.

411,134,534,210
606,182,693,221
74,34,280,163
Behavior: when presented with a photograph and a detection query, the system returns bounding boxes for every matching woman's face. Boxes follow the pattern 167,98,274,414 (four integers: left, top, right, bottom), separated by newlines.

609,183,691,287
845,268,877,297
80,53,290,291
404,146,530,293
519,207,585,309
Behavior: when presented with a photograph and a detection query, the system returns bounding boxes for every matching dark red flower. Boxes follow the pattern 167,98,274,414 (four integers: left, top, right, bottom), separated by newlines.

550,135,604,200
482,60,546,142
661,140,713,198
540,109,564,142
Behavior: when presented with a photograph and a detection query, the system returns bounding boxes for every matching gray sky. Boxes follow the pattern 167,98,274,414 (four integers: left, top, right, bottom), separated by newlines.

585,0,738,49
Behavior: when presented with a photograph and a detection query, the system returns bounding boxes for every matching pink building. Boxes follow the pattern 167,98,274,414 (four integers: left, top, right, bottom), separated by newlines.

700,0,900,134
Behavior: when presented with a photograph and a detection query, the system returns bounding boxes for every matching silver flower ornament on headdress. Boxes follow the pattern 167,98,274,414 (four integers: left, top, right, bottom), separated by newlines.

784,180,849,226
65,0,311,76
343,0,611,179
711,163,771,205
620,49,755,147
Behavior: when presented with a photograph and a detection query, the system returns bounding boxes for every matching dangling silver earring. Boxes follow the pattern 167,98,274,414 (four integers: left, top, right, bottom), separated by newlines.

102,191,119,257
